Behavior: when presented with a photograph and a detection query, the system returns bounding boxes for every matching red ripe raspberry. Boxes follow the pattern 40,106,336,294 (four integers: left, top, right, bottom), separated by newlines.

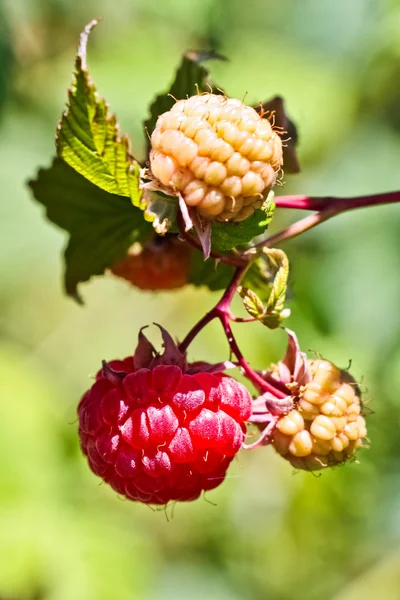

110,236,191,291
78,327,252,505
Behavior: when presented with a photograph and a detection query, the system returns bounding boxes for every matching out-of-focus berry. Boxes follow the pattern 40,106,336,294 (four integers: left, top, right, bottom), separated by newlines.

110,236,191,291
149,93,283,222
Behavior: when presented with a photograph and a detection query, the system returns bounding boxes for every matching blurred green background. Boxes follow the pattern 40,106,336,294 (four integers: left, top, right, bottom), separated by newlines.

2,0,400,598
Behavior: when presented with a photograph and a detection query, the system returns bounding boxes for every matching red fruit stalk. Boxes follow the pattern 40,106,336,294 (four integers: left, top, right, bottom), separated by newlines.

78,326,251,505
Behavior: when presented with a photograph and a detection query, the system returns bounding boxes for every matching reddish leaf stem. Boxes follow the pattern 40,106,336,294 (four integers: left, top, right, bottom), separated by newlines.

179,266,288,398
229,316,258,323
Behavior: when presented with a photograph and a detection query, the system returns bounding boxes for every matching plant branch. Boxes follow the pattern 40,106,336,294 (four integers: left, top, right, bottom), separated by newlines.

178,265,288,399
274,190,400,212
217,264,248,310
178,266,246,354
218,313,287,398
259,210,334,248
178,309,218,354
254,190,400,249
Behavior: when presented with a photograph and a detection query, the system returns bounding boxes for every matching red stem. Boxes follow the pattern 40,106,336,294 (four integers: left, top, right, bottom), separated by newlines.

179,266,288,398
178,190,400,396
275,190,400,212
258,210,333,248
218,313,286,398
178,309,218,354
255,190,400,249
178,266,246,354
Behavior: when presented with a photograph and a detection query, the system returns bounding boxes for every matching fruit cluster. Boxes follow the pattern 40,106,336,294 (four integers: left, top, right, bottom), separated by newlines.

28,23,384,511
76,92,369,507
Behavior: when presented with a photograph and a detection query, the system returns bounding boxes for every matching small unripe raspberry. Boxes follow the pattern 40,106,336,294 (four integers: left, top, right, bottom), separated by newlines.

149,93,283,222
78,328,252,505
111,236,191,291
272,359,367,471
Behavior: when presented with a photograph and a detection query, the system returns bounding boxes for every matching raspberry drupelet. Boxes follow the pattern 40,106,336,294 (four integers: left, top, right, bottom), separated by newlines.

78,327,252,505
149,93,283,222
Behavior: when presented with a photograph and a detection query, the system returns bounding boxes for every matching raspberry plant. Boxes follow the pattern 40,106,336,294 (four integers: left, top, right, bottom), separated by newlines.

28,20,400,505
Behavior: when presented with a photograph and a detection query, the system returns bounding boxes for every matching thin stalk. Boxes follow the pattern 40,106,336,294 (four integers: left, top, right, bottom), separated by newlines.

229,316,258,323
259,209,335,248
274,190,400,212
217,265,248,310
218,313,287,399
178,265,289,399
178,266,246,354
178,309,218,354
256,190,400,250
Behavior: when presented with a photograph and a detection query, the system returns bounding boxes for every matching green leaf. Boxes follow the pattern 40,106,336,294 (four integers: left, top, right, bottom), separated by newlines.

144,50,225,151
241,256,273,302
239,248,290,328
188,251,235,291
238,287,264,318
211,192,275,252
29,158,153,301
262,248,290,328
56,20,145,209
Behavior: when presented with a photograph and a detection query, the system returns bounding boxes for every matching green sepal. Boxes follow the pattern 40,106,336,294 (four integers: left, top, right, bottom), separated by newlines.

211,192,275,252
56,20,145,209
239,287,265,318
240,256,273,302
29,158,153,302
142,192,179,234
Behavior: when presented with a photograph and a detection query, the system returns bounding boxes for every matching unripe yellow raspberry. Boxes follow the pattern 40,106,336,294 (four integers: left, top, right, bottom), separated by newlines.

272,360,367,471
149,93,283,222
